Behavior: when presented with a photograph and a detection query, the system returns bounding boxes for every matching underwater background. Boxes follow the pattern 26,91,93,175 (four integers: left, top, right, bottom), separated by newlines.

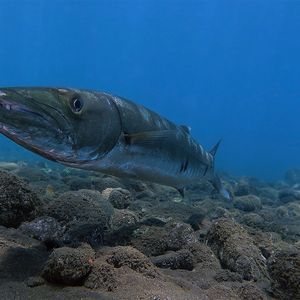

0,0,299,180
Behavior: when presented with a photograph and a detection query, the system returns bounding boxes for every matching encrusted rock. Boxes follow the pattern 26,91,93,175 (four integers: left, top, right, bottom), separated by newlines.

279,189,300,204
106,246,158,277
0,171,42,228
151,249,194,270
233,195,262,212
268,249,300,299
46,189,114,245
19,216,65,245
165,222,198,251
102,188,133,209
84,260,118,291
207,218,268,281
42,244,95,285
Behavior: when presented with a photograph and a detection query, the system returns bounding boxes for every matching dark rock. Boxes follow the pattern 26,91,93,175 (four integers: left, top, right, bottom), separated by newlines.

19,217,65,246
165,222,198,251
42,244,95,285
207,218,268,281
102,188,133,209
185,213,205,230
106,246,158,277
151,249,194,270
268,249,300,299
241,213,265,228
214,269,243,282
237,283,268,300
233,195,262,212
0,171,42,228
84,260,118,291
110,209,139,230
234,179,258,196
46,189,114,245
279,189,300,204
27,276,45,287
184,242,221,269
131,225,168,256
0,226,47,281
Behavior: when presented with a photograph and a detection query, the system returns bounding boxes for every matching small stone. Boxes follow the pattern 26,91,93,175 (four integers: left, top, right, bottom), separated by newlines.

27,276,45,287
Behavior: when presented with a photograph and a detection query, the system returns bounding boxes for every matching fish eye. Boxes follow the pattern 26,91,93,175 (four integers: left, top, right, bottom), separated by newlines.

70,97,83,113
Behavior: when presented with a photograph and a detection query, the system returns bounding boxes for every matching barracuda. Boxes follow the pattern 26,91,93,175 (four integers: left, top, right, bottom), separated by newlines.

0,87,229,198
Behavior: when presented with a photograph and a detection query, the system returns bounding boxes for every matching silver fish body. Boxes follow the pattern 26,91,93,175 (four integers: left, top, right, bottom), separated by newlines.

0,87,225,195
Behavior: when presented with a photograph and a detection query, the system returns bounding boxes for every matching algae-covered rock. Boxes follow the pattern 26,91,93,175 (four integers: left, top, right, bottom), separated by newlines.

102,188,133,209
84,260,119,291
165,222,198,251
42,244,95,285
19,216,65,245
0,171,42,228
151,249,194,270
268,249,300,299
207,218,268,281
46,189,114,245
131,225,168,256
106,246,158,277
233,195,262,212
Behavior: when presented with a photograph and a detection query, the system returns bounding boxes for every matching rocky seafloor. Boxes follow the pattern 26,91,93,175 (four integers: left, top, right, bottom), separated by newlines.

0,160,299,300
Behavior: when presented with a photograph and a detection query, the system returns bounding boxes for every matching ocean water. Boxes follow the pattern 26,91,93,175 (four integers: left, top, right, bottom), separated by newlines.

0,0,299,180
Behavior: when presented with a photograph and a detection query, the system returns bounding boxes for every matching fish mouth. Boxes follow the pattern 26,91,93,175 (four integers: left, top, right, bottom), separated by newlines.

0,95,76,163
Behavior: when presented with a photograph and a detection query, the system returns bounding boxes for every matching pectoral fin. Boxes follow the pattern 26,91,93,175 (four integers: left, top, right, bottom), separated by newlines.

123,130,178,147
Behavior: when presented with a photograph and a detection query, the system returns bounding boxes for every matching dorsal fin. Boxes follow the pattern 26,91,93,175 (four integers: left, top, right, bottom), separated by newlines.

209,139,222,157
179,125,191,134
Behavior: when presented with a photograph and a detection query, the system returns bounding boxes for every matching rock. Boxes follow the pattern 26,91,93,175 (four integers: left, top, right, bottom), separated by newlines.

104,209,139,245
0,171,42,228
84,260,118,291
102,188,133,209
42,244,95,285
214,270,243,282
237,283,268,300
233,195,262,212
279,189,300,204
151,249,194,270
165,222,198,251
0,226,47,281
105,246,158,277
185,212,205,230
19,217,65,247
46,189,114,245
268,249,300,299
110,209,139,230
234,178,258,196
131,225,168,256
241,213,265,228
27,276,45,287
184,242,221,269
207,218,268,281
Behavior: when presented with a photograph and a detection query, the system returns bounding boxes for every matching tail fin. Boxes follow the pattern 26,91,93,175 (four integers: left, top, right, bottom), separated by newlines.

209,140,231,200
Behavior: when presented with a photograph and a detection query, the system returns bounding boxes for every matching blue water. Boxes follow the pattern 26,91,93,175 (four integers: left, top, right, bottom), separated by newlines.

0,1,299,180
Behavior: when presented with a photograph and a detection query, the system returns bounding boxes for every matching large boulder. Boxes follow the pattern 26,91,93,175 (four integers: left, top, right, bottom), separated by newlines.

268,249,300,299
0,171,42,228
233,195,262,212
46,189,114,245
207,218,268,281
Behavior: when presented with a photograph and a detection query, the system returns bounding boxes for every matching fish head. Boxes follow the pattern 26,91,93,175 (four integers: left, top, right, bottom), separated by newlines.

0,87,121,165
